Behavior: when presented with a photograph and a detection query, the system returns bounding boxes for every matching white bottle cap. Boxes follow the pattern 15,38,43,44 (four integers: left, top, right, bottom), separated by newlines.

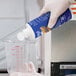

17,32,25,41
17,23,35,41
17,28,30,41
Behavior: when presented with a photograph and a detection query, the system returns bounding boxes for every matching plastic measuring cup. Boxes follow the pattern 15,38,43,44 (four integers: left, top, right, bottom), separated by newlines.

4,40,38,74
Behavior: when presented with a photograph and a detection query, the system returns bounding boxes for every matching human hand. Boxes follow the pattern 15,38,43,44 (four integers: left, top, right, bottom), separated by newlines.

10,62,43,76
40,0,71,28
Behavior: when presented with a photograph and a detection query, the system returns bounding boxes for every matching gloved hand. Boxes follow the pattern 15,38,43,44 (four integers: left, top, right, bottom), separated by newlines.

10,62,43,76
40,0,72,28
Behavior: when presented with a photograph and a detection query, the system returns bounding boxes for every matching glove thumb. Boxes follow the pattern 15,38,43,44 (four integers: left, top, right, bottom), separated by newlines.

39,6,48,16
28,62,36,73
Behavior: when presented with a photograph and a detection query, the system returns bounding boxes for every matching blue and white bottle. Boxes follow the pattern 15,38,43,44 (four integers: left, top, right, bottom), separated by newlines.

17,8,72,41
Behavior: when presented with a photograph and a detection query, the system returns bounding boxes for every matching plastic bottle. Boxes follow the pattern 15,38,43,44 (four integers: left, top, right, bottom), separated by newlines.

17,8,72,41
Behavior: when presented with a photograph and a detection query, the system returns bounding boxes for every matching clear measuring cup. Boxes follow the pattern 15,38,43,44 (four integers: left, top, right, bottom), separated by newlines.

4,40,38,74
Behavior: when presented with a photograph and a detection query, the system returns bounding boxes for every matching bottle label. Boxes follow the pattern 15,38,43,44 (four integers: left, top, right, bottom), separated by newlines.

28,8,72,38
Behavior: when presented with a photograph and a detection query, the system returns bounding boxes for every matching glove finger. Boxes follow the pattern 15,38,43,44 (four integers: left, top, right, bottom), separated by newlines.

48,12,58,28
10,72,19,76
28,62,36,73
24,63,29,72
